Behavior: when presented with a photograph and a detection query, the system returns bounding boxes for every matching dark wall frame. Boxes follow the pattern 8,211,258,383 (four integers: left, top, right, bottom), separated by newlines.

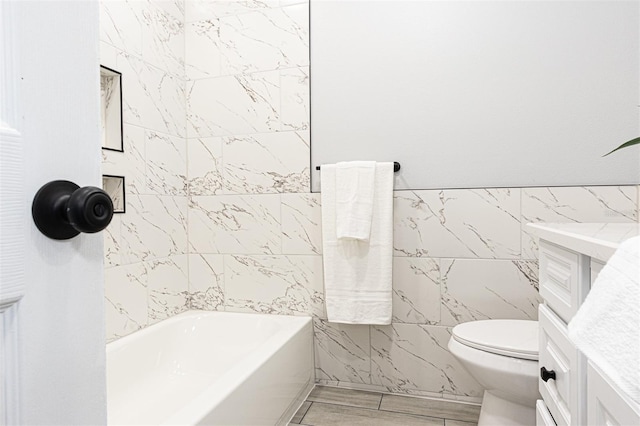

100,65,124,153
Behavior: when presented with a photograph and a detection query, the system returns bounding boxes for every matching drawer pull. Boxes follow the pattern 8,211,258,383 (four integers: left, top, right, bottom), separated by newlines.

540,367,556,382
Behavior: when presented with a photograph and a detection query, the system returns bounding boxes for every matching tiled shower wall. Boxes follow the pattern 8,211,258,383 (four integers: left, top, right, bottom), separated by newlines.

100,0,190,341
183,0,312,320
102,0,640,402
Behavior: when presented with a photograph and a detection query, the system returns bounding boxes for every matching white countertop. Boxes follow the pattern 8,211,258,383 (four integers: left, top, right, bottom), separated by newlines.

526,223,640,262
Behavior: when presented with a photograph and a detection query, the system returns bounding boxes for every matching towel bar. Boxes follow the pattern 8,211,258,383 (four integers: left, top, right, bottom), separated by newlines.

315,161,401,172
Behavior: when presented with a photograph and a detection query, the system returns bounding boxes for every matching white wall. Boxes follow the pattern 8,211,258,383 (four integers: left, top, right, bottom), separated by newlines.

311,0,640,190
16,0,106,423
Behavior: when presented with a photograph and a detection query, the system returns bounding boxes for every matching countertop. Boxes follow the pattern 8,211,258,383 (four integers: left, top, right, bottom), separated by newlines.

526,223,640,262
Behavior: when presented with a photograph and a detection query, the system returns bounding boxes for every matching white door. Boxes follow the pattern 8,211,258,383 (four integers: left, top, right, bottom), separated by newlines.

0,1,107,424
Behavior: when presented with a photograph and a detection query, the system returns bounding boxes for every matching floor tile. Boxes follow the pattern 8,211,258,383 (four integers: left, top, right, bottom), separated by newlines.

290,401,312,424
445,420,478,426
379,394,481,423
302,402,444,426
307,386,382,410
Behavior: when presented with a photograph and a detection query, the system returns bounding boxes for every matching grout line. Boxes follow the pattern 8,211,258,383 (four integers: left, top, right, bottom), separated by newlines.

298,401,312,425
519,187,523,261
279,193,284,254
302,400,465,424
368,324,373,387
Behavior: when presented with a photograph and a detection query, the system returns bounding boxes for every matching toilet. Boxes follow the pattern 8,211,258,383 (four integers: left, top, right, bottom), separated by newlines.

448,320,540,426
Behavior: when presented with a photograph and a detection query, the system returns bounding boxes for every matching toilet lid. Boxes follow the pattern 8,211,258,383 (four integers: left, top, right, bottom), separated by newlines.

452,320,538,361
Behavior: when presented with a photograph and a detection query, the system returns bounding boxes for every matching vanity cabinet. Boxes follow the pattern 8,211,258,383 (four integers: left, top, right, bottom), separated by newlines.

537,241,587,426
528,223,640,426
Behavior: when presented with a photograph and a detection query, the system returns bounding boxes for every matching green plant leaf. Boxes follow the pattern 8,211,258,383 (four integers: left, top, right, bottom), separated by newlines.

603,136,640,157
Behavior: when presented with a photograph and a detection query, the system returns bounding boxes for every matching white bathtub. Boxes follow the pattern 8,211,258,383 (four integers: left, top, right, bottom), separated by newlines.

107,310,314,425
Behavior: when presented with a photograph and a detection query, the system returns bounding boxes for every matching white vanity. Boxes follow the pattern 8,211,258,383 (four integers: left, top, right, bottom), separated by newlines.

527,223,640,426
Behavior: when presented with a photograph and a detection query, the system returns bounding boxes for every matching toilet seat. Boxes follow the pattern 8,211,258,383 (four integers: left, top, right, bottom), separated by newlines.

452,320,538,361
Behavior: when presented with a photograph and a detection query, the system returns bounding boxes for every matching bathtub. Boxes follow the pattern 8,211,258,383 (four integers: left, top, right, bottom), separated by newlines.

107,310,314,425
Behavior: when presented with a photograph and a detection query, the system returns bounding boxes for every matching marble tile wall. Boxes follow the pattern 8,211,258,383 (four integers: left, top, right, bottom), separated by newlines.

103,0,640,403
100,0,189,342
183,0,314,330
314,186,639,401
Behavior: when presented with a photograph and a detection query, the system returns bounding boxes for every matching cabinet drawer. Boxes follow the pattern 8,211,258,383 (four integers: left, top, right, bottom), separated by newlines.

539,241,589,322
538,305,585,426
536,400,556,426
587,362,640,426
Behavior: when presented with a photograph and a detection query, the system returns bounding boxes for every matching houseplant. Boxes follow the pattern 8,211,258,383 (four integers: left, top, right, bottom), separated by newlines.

604,136,640,156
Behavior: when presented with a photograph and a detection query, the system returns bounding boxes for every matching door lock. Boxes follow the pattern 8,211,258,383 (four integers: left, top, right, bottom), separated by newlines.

32,180,114,240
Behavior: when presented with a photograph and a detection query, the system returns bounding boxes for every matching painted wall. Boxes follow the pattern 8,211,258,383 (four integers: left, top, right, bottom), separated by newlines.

103,0,640,402
310,0,640,190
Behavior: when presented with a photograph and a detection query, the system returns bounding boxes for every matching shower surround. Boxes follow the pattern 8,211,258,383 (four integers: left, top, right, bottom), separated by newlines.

101,0,640,402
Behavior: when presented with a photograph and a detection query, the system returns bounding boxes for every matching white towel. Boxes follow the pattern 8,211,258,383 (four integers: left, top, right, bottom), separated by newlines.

568,236,640,404
320,162,394,324
335,161,376,241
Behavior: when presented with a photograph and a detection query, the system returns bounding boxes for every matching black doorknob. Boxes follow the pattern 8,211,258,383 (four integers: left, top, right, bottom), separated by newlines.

32,180,114,240
540,366,556,382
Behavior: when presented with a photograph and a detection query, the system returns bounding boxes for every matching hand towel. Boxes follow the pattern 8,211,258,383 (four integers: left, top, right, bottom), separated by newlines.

320,162,394,324
568,236,640,404
335,161,376,241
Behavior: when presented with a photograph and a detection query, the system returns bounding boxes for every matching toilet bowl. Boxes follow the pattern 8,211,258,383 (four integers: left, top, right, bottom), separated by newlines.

448,320,540,426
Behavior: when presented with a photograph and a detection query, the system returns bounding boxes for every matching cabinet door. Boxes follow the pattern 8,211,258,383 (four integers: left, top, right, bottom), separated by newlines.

539,241,589,323
538,305,586,426
587,362,640,426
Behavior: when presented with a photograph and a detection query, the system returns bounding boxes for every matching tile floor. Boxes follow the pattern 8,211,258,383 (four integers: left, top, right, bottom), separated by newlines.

290,386,481,426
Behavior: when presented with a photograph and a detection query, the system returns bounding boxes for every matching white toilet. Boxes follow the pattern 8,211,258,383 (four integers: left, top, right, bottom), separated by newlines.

448,319,540,426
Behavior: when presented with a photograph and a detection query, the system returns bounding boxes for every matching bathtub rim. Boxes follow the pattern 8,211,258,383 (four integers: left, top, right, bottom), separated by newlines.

106,309,312,354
